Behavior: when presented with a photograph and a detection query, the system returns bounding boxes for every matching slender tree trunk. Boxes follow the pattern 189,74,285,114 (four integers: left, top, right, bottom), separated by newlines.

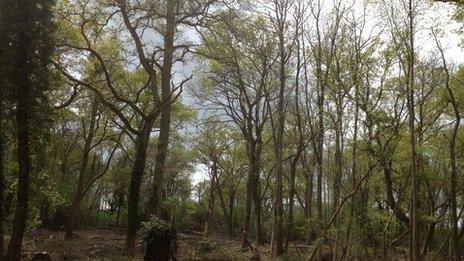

383,161,409,225
0,2,6,256
449,94,461,261
228,189,235,238
421,221,436,256
272,28,285,258
125,121,154,255
316,83,325,227
305,173,313,220
407,0,419,259
204,159,217,237
0,82,5,259
253,172,264,245
439,38,461,260
241,146,263,248
330,82,344,260
316,142,323,222
345,78,359,258
115,193,123,227
215,177,233,237
7,19,33,260
314,16,326,232
304,156,314,221
241,165,255,249
286,114,304,249
287,21,305,248
332,96,343,218
65,100,98,239
148,0,176,217
286,162,296,249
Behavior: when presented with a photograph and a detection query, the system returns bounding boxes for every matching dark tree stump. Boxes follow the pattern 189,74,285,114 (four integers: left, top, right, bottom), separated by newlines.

144,232,177,261
142,217,177,261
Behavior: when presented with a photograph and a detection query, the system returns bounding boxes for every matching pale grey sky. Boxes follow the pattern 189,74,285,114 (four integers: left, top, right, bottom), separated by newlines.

188,1,464,186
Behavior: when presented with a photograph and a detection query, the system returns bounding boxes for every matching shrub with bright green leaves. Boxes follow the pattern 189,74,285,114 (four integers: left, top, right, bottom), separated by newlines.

141,216,176,243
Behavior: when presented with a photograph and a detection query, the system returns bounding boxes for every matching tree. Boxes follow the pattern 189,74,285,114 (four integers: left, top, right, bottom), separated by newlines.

146,0,177,217
0,27,6,260
435,32,462,260
268,0,295,255
55,0,171,252
196,121,225,237
0,0,55,259
196,11,277,248
146,0,221,218
0,1,8,255
0,85,5,259
64,94,122,239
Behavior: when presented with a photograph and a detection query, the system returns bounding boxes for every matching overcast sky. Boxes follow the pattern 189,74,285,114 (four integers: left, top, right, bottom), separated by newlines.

187,2,464,186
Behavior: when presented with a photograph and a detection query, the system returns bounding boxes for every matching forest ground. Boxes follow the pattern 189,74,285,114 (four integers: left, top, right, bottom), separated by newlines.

18,227,263,260
12,228,435,260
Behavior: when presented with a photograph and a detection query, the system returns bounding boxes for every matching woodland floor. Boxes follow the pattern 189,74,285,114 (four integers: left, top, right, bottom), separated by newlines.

13,228,439,260
19,227,262,260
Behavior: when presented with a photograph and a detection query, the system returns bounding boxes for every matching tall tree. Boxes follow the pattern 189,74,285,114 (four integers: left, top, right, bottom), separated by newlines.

196,12,275,247
406,0,419,259
0,1,7,256
270,0,294,255
306,0,344,233
0,0,55,259
147,0,177,217
55,0,181,252
0,85,5,259
434,32,461,260
64,95,121,239
147,0,221,217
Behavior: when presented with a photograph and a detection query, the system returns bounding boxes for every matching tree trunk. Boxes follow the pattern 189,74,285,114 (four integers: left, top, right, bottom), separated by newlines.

445,59,461,261
253,173,264,245
0,82,5,259
115,193,123,227
286,24,305,249
241,146,263,249
272,27,285,257
449,97,461,260
148,0,176,217
215,177,233,238
316,84,325,228
65,100,98,239
241,166,254,250
305,174,313,220
304,157,314,221
383,161,409,225
271,0,291,254
286,162,296,249
228,189,235,238
7,18,33,260
286,138,304,248
331,93,343,259
204,159,217,237
407,0,419,258
332,96,343,219
125,121,154,255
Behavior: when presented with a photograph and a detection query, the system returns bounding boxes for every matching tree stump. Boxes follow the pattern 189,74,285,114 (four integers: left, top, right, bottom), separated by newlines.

142,217,177,261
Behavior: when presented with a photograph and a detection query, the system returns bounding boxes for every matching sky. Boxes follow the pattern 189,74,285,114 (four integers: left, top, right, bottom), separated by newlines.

187,1,464,187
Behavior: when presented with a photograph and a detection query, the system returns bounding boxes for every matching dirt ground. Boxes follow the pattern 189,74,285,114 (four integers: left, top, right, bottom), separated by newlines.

11,228,430,260
9,228,445,260
20,228,143,260
18,228,260,260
